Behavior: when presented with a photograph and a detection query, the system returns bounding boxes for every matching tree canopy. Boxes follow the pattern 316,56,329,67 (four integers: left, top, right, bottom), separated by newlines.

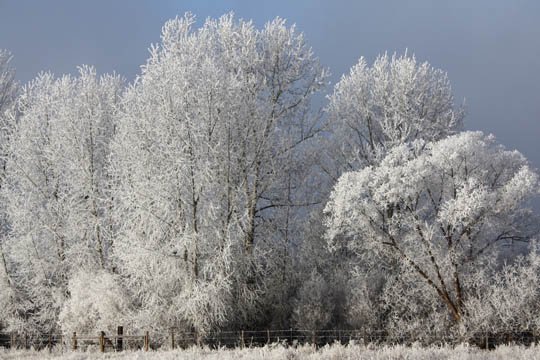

0,13,538,344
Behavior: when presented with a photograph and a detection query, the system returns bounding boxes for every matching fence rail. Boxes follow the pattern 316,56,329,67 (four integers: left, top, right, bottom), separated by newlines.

1,328,538,352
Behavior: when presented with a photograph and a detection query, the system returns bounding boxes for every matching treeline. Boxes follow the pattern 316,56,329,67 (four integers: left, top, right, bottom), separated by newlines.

0,13,538,345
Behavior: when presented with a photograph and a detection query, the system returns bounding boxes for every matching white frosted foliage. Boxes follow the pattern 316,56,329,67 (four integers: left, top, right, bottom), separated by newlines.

59,270,129,335
325,131,539,333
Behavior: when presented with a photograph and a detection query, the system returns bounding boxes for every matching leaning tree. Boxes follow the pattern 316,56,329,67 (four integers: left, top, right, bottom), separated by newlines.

325,131,539,336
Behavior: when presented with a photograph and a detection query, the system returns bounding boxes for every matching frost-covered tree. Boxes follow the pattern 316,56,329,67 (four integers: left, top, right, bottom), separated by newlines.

325,131,539,335
325,52,464,173
2,68,122,335
0,49,19,334
110,13,327,335
293,52,466,331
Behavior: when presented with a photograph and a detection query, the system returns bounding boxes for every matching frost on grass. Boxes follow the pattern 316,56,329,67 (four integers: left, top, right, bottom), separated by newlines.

2,343,540,360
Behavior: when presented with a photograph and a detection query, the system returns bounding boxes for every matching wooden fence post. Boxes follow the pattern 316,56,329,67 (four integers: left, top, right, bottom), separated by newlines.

144,331,149,351
99,331,105,353
267,329,270,344
71,332,77,351
170,328,175,350
312,330,316,347
117,326,123,352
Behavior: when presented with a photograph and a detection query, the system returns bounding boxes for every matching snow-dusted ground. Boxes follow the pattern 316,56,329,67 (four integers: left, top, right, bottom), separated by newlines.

2,343,540,360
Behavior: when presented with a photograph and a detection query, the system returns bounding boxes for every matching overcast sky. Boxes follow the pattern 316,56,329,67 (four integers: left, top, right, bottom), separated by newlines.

1,0,539,171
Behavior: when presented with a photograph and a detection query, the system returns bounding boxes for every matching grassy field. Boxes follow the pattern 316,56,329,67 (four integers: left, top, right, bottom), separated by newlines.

2,343,540,360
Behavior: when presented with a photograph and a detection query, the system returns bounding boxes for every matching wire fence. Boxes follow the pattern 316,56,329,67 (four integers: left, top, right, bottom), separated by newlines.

1,328,538,352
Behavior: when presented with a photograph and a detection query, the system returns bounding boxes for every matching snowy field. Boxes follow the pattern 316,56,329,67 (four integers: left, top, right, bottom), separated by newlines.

2,343,540,360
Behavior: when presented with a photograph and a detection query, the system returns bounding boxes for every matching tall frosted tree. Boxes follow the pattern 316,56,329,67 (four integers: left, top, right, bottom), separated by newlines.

110,13,327,334
293,52,467,330
325,52,464,174
0,49,19,334
2,67,123,335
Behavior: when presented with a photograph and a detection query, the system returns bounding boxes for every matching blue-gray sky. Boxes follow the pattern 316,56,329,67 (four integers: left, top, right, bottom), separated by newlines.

1,0,539,171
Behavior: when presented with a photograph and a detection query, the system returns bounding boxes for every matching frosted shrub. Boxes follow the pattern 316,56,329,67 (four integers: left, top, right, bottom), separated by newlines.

463,242,540,336
59,270,129,335
345,268,383,332
292,270,333,330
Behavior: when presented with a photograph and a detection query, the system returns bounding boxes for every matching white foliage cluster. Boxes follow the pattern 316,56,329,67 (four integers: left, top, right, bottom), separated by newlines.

325,131,539,336
464,243,540,334
58,270,129,335
326,52,464,171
